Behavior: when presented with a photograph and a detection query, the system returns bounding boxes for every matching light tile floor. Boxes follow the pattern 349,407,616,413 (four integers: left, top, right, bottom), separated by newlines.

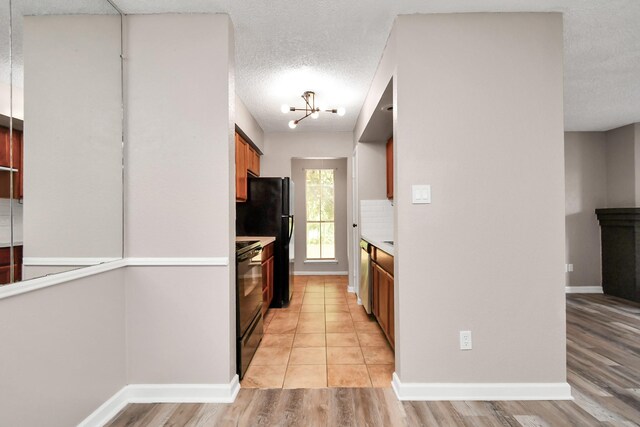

241,275,395,389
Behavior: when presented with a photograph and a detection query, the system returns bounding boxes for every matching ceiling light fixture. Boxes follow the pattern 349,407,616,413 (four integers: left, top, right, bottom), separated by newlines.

281,91,345,129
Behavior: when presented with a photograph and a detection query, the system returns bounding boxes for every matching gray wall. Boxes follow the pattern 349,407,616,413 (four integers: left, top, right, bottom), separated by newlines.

262,132,354,278
22,15,123,262
564,132,607,287
0,269,126,427
291,158,348,273
0,16,127,427
357,141,387,200
605,124,636,207
124,14,236,383
236,94,264,152
391,13,566,384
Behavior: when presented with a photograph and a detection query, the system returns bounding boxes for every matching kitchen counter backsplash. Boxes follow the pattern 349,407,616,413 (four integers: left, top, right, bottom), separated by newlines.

360,199,393,242
0,199,23,247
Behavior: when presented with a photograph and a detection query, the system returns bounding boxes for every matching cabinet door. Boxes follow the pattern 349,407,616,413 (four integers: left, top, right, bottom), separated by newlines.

267,256,274,304
246,145,260,177
0,127,10,168
388,272,394,347
378,267,389,333
254,151,260,176
386,138,393,200
235,134,248,202
373,262,389,332
372,263,380,319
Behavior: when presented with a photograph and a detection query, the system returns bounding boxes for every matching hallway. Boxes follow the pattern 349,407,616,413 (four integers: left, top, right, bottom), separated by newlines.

241,275,395,389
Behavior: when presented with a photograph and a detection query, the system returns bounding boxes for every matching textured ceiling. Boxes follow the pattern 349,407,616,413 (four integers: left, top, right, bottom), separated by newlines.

1,0,639,132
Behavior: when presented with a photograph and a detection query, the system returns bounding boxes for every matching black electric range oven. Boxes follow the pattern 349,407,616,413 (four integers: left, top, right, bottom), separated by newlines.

236,240,263,379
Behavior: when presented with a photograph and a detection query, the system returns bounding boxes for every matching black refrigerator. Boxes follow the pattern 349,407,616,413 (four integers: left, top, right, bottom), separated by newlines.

237,177,294,307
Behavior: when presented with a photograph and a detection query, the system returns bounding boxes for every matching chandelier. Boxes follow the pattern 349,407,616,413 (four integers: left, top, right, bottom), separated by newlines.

280,91,345,129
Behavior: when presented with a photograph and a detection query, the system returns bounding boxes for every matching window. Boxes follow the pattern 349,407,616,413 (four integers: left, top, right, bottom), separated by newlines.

305,169,335,259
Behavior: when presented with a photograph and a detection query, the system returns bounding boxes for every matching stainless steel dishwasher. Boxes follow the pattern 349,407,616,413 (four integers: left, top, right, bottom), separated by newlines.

359,239,372,313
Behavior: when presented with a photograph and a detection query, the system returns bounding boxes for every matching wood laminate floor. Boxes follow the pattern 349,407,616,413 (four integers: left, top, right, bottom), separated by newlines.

107,293,640,426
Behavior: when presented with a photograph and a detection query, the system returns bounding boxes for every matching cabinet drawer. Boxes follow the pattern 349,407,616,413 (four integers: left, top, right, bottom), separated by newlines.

371,247,393,276
262,243,274,262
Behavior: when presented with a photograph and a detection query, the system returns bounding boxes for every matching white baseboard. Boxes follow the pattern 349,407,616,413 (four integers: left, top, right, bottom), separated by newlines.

127,257,229,266
294,271,349,276
77,386,130,427
565,286,603,294
391,373,573,401
23,257,121,266
78,376,240,427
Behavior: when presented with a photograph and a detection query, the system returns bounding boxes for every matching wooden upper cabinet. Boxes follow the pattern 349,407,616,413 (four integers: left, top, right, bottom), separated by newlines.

0,127,10,168
386,137,393,200
235,133,248,202
246,144,260,177
0,127,24,199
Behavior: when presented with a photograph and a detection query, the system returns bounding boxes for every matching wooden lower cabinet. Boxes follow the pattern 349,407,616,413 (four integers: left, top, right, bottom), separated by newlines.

386,137,393,200
371,250,394,349
261,243,274,315
0,245,22,285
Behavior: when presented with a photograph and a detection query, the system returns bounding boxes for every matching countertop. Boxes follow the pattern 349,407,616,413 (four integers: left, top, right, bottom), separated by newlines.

361,235,394,256
0,241,23,249
236,236,276,247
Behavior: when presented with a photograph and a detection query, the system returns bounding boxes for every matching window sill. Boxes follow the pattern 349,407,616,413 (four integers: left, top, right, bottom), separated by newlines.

304,259,338,264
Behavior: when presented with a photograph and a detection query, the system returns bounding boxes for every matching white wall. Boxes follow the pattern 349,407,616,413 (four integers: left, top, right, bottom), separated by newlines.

391,13,566,386
22,15,123,264
564,132,607,288
236,94,264,152
262,131,354,277
124,14,236,384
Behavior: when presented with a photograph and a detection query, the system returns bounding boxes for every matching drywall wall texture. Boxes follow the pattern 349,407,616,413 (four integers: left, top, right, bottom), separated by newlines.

357,141,387,200
124,14,236,383
291,157,348,273
22,15,123,262
0,268,126,427
236,94,264,152
564,132,607,287
262,132,355,278
394,13,566,384
605,124,636,207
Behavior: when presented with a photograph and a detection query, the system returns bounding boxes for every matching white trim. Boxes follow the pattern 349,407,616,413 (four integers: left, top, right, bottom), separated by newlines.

0,257,231,300
565,286,603,294
0,259,127,300
23,257,120,266
78,376,240,427
127,257,229,266
303,259,338,264
392,373,573,401
294,270,349,276
77,386,129,427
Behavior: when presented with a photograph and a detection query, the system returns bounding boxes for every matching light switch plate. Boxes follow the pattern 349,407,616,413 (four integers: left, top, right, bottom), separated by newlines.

412,185,431,204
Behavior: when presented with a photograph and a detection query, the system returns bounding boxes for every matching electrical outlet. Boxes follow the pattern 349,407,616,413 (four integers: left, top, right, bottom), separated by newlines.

565,264,574,273
460,331,472,350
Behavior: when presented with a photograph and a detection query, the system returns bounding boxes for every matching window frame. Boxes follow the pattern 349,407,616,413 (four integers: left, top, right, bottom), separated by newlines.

304,168,336,261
